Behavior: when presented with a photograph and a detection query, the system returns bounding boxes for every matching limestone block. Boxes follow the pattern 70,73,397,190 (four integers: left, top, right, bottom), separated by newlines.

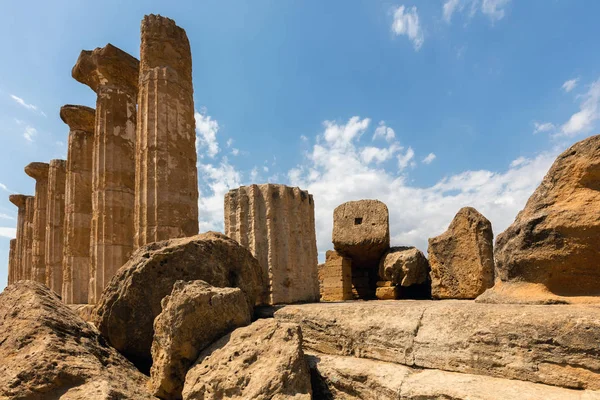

8,239,16,285
8,194,31,282
428,207,495,299
379,246,429,287
45,159,66,295
318,250,352,302
61,105,96,304
135,15,199,248
224,184,319,305
375,284,399,299
25,162,49,284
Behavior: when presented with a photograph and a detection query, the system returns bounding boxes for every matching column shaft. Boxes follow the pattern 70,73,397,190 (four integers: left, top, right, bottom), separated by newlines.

45,159,67,294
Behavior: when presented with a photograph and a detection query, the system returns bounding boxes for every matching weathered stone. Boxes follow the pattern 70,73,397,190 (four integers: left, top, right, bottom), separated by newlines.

135,15,199,248
69,304,96,323
379,246,429,287
8,238,16,285
224,184,319,305
318,250,352,302
493,135,600,298
25,162,50,284
476,281,600,305
275,301,600,390
375,284,399,299
309,353,600,400
182,319,312,400
8,194,30,282
61,105,96,304
93,232,264,371
0,281,155,399
73,44,139,304
150,280,251,400
45,159,67,295
428,207,495,299
23,196,35,281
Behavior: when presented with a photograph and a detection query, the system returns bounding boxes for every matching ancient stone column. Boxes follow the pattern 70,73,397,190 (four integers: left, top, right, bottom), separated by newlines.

25,162,50,284
23,196,35,281
61,105,96,304
44,159,67,294
72,44,139,303
134,15,199,247
224,184,319,305
8,239,16,285
8,194,30,282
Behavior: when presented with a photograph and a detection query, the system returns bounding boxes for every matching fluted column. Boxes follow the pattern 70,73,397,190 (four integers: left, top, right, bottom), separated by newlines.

23,196,35,280
134,15,199,247
8,239,16,285
45,159,67,294
61,105,96,304
72,44,139,304
8,194,30,282
25,162,50,284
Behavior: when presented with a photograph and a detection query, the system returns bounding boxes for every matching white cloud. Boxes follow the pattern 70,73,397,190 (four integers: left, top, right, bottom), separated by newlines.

300,135,308,142
23,126,37,142
198,158,242,232
562,78,579,93
361,144,400,164
422,153,436,164
391,5,424,51
533,121,555,134
0,213,14,220
0,227,16,239
443,0,461,22
373,121,396,142
559,79,600,137
481,0,510,22
443,0,510,24
0,183,11,193
263,166,269,173
10,94,38,111
231,148,240,156
397,147,415,170
250,167,259,182
195,109,220,158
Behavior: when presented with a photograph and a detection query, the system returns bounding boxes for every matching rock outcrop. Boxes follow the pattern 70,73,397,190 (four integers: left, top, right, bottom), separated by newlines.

45,159,67,295
93,232,264,371
150,280,251,400
224,184,319,305
275,301,600,390
428,207,495,299
182,319,312,400
25,161,50,284
318,250,353,301
0,281,155,399
493,135,600,297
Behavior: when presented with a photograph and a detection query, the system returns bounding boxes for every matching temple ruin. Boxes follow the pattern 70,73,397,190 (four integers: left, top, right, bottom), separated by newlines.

45,159,67,294
8,194,30,283
25,162,49,284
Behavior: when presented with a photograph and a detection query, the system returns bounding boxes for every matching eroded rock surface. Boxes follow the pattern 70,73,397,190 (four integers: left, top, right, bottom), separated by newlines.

182,319,312,400
93,231,264,370
150,280,251,400
318,250,353,301
379,246,429,287
0,281,155,399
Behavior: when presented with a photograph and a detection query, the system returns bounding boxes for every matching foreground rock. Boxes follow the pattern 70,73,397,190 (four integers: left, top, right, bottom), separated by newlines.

477,281,600,305
494,135,600,298
309,353,600,400
182,319,312,400
379,247,429,287
93,232,264,370
275,301,600,390
428,207,495,299
150,280,251,400
0,281,155,399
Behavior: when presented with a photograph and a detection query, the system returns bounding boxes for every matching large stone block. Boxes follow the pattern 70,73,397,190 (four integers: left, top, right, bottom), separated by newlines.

45,159,66,295
318,250,352,302
224,184,319,305
379,246,429,287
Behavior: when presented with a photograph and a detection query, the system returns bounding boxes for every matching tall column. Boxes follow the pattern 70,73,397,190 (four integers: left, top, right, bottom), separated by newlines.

61,105,96,304
25,162,50,284
134,15,199,247
72,44,139,304
8,194,30,282
23,196,35,280
45,159,67,294
8,239,16,285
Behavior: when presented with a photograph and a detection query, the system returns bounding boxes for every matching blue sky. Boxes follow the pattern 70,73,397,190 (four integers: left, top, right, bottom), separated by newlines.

1,0,599,290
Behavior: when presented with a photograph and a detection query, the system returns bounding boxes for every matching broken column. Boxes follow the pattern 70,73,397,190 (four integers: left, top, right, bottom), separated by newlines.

8,239,16,285
61,105,96,304
8,194,30,282
224,184,320,304
25,162,50,284
318,250,353,302
72,44,139,303
134,14,199,248
23,197,35,281
45,159,67,294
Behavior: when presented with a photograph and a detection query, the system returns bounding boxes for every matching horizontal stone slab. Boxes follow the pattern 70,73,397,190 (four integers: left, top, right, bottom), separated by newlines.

275,300,600,390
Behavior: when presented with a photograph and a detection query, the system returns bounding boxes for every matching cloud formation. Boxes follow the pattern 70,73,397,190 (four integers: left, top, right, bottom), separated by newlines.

195,109,220,158
560,79,600,137
443,0,511,24
391,5,424,50
562,78,579,93
0,227,16,239
10,94,46,116
23,126,37,142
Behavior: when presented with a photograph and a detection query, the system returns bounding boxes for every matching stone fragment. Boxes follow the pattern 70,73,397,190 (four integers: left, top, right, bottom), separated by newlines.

8,194,30,282
318,250,352,302
93,232,263,371
0,281,155,399
72,44,139,304
493,135,600,297
379,246,429,287
150,280,251,400
275,301,600,390
182,319,312,400
8,239,16,285
23,196,35,280
135,15,199,248
375,284,399,300
224,184,319,304
428,207,495,299
61,105,96,304
45,159,67,294
25,162,50,284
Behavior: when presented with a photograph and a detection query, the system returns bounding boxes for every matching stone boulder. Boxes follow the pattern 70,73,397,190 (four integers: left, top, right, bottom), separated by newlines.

493,135,600,298
182,319,312,400
93,231,264,371
428,207,494,299
150,280,252,400
379,246,429,287
0,281,155,399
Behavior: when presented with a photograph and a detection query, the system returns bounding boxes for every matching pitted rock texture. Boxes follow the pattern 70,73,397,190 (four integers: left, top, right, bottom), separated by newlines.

182,319,312,400
318,250,353,301
225,184,319,305
9,194,31,282
93,232,264,371
428,207,495,299
25,161,50,284
0,281,155,399
494,134,600,297
23,196,35,280
275,301,600,390
150,280,251,400
379,246,429,287
8,238,16,284
45,159,67,295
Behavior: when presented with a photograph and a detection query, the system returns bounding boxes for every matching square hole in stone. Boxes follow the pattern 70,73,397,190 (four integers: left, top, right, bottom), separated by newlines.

354,217,363,225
